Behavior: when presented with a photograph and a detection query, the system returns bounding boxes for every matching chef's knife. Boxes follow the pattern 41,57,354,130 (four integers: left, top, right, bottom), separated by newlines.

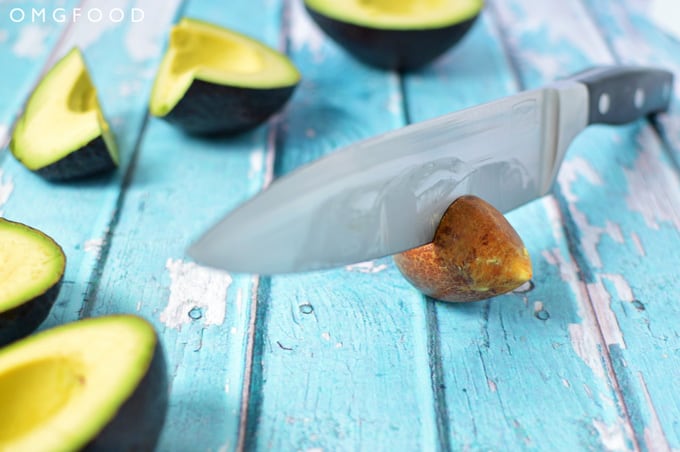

189,66,674,274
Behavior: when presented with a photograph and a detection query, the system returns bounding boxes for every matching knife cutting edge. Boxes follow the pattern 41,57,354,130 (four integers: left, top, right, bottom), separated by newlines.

189,66,674,274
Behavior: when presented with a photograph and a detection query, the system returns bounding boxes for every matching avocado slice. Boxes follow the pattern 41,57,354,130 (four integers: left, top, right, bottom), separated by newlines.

0,315,168,451
150,18,301,135
9,48,119,181
304,0,483,70
0,218,65,346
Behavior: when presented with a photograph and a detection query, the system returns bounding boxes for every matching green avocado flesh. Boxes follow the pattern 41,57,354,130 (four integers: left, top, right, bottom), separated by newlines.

304,0,483,29
10,47,118,181
150,18,300,134
0,315,167,452
0,219,65,345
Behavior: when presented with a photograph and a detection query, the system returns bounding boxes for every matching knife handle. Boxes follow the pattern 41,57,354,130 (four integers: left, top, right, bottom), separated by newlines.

568,66,674,125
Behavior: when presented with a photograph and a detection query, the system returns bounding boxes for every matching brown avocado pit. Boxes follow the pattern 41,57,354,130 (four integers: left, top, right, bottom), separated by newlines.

393,195,532,302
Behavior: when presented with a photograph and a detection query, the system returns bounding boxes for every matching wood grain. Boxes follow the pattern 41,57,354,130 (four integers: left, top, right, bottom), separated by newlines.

1,0,678,450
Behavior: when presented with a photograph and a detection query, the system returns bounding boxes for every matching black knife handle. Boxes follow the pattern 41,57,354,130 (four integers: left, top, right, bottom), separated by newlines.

568,66,674,125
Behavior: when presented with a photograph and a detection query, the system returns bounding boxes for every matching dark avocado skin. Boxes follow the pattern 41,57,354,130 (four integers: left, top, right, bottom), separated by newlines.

0,278,62,346
306,7,479,70
83,339,169,451
33,135,117,182
163,79,297,136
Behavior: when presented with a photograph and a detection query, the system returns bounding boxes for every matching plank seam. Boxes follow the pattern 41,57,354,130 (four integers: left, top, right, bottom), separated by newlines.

79,0,190,317
239,0,293,449
486,1,643,448
550,194,641,451
426,300,453,452
79,113,151,317
576,0,680,173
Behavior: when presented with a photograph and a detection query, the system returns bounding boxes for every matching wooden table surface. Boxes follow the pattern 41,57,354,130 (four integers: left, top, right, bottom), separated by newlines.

1,0,680,450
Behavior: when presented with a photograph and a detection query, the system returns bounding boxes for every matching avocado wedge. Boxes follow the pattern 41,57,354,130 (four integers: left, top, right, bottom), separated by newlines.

10,48,119,181
304,0,483,70
0,218,65,346
150,18,301,135
0,315,168,451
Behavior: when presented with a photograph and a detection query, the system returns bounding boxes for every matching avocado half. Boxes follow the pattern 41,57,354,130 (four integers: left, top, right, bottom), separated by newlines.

304,0,483,70
10,48,119,181
150,18,301,135
0,218,65,346
0,315,168,451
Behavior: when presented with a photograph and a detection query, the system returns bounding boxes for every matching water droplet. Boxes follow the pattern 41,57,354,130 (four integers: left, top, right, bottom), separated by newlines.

299,303,314,315
535,309,550,321
514,280,535,293
188,307,203,320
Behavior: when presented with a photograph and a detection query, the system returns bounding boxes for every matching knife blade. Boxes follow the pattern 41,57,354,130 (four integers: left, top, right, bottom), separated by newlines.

189,66,673,274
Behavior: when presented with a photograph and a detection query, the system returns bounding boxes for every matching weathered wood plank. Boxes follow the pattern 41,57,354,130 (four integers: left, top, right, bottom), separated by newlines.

81,0,285,450
492,0,680,449
401,11,632,450
582,0,680,167
0,1,79,147
0,0,184,327
243,2,440,450
0,1,81,211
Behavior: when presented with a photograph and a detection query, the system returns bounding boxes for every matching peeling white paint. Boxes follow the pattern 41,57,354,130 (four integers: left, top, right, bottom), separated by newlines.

587,278,626,349
558,157,603,202
558,157,626,268
289,0,325,61
492,0,614,80
568,324,605,380
12,24,50,58
533,301,544,314
629,232,646,257
592,419,631,452
321,331,331,341
345,261,388,273
387,90,402,115
0,170,14,215
248,149,264,180
124,0,181,61
639,373,672,452
487,379,497,392
624,128,680,231
601,274,634,303
543,201,609,378
160,258,232,329
0,124,8,148
84,237,105,254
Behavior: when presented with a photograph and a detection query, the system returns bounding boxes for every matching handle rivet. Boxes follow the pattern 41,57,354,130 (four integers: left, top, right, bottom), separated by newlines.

598,93,611,115
634,88,645,108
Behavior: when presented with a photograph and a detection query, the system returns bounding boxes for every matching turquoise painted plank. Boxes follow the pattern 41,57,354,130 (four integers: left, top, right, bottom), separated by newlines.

0,0,185,445
492,0,680,450
581,0,680,167
402,11,631,450
83,0,285,450
0,0,80,146
244,2,440,450
577,1,680,449
0,0,184,326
